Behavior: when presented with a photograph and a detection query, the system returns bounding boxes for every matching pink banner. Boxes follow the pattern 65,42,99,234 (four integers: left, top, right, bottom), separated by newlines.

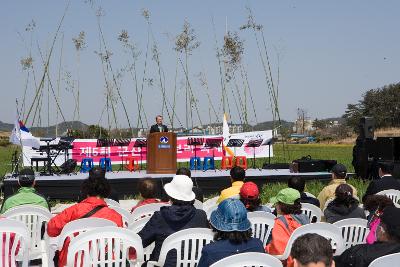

71,136,225,163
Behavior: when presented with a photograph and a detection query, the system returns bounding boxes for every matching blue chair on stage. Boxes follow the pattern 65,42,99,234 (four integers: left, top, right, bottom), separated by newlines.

80,158,94,173
203,157,215,171
100,158,112,172
190,157,202,170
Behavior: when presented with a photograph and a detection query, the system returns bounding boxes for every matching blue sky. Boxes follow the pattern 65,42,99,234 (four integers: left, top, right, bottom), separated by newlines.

0,0,399,129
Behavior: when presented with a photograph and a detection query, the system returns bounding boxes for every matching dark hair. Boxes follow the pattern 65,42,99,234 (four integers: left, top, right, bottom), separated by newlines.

89,166,106,179
138,178,157,199
288,177,305,193
170,197,194,206
212,226,252,244
378,161,394,174
240,197,262,212
18,168,35,187
230,166,245,181
291,233,333,267
333,184,358,207
81,176,111,198
176,167,191,178
278,199,302,215
363,195,394,213
381,222,400,243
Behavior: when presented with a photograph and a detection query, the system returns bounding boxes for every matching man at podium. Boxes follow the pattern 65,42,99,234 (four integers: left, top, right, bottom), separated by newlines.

150,115,168,133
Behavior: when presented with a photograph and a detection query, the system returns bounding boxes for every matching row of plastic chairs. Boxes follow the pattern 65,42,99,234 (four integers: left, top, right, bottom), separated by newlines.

210,251,400,267
1,216,396,267
0,205,370,267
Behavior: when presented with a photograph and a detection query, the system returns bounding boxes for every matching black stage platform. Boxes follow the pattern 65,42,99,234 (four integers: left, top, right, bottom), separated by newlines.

3,169,332,201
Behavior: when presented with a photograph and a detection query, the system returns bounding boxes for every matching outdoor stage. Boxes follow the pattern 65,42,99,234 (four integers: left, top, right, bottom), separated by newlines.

3,169,332,200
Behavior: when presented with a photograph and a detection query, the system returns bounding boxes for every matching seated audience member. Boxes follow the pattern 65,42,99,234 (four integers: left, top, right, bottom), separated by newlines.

176,167,204,202
363,195,394,244
78,167,120,203
47,175,123,267
288,176,320,207
131,178,162,212
197,198,264,267
0,167,49,213
362,161,400,202
266,188,310,267
138,175,208,267
335,206,400,267
217,166,245,203
291,233,334,267
318,164,357,210
324,184,366,223
239,182,272,212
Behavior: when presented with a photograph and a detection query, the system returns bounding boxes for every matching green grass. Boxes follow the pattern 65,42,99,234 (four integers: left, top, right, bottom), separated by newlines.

259,178,369,204
271,144,354,172
0,145,19,177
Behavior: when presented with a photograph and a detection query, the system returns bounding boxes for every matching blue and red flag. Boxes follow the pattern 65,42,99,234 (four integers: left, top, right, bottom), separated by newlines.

18,120,29,132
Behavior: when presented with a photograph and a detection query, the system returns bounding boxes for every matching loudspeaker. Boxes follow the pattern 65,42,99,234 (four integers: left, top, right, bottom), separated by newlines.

291,157,337,173
359,117,375,139
60,159,77,174
375,137,395,160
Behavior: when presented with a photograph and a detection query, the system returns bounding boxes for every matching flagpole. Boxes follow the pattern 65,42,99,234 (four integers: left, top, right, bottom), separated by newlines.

12,99,30,175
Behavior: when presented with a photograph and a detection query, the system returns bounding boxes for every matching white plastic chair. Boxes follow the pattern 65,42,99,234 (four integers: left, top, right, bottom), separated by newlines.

56,218,117,248
274,222,345,260
128,217,154,262
0,218,31,267
369,252,400,267
51,217,117,264
3,205,52,261
248,211,276,247
66,226,144,267
304,191,317,198
147,228,214,267
110,205,133,227
194,199,203,209
376,189,400,204
119,199,139,210
333,218,369,249
104,198,120,207
210,252,283,267
301,203,322,222
131,203,169,222
202,196,219,210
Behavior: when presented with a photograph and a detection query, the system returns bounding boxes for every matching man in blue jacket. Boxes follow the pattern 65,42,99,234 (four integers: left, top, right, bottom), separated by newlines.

138,175,208,267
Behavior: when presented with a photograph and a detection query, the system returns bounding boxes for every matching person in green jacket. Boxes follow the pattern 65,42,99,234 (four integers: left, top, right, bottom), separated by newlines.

0,168,49,213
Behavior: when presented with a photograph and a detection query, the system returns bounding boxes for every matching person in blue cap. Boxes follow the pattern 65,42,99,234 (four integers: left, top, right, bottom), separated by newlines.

197,198,264,267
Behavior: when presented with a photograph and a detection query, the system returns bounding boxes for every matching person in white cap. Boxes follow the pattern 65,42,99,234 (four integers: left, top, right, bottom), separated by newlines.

138,175,208,267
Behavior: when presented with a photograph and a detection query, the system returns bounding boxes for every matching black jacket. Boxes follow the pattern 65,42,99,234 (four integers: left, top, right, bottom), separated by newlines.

362,175,400,202
150,124,168,133
300,192,320,207
334,241,400,267
324,200,366,223
138,204,208,267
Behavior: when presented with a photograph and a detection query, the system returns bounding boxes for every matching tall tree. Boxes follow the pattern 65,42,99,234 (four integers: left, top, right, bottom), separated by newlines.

343,83,400,130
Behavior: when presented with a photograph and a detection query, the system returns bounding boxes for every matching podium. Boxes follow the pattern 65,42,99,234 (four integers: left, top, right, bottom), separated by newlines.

146,132,177,174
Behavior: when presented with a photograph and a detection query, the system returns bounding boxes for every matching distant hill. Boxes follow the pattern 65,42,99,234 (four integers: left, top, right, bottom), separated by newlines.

0,121,89,137
253,120,294,131
316,117,346,124
0,121,14,132
30,121,89,137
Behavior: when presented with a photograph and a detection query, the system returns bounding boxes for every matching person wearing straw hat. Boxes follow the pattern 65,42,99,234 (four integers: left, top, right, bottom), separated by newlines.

197,198,264,267
266,188,310,267
138,175,208,267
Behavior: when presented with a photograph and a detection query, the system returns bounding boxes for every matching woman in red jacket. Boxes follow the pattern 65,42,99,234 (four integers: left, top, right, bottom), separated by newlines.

47,174,123,267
